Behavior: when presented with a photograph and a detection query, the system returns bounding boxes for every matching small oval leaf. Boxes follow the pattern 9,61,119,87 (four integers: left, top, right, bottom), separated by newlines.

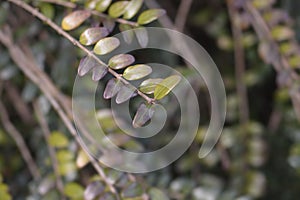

79,27,109,46
123,64,152,80
134,27,149,48
48,131,68,148
116,84,137,104
121,182,144,198
94,37,120,55
84,181,105,200
92,64,108,81
108,54,135,70
139,78,163,94
61,10,91,31
149,188,169,200
64,183,84,199
119,24,135,44
103,79,123,99
78,56,97,76
103,18,116,33
133,103,155,128
137,9,166,25
154,75,181,100
123,0,144,19
271,25,294,41
108,1,129,18
96,0,112,12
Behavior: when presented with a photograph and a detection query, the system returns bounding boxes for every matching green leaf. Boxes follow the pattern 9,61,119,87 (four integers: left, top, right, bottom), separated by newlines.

84,181,105,200
92,64,108,81
116,84,136,104
149,188,169,200
123,0,144,19
40,3,54,20
76,150,90,168
119,24,135,44
103,79,123,99
271,26,294,41
94,37,120,55
154,75,181,100
96,0,112,12
134,27,148,48
139,78,163,94
56,150,74,163
61,10,91,31
108,1,129,18
48,131,68,148
59,162,76,176
123,64,152,80
64,183,84,199
108,54,135,70
253,0,275,9
137,9,166,25
78,56,97,76
103,18,116,33
79,27,109,46
121,182,144,198
132,103,155,128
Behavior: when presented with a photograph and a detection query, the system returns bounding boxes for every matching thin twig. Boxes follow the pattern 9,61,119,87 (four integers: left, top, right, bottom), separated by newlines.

8,0,153,104
227,0,249,124
0,28,119,198
174,0,193,32
0,99,40,180
4,81,34,124
33,101,65,199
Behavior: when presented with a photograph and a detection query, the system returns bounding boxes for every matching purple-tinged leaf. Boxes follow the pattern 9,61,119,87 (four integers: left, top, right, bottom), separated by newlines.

116,84,136,104
103,79,123,99
92,64,108,81
61,10,91,31
108,54,135,70
132,103,155,128
79,27,109,46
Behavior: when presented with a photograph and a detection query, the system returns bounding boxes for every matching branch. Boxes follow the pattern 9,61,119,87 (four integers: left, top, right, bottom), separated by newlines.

174,0,193,32
242,1,300,120
8,0,154,104
227,0,249,124
33,102,65,198
0,98,40,180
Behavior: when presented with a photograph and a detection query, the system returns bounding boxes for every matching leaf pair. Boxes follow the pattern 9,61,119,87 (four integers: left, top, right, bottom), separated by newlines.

139,75,182,100
78,56,107,81
108,0,143,19
103,79,137,104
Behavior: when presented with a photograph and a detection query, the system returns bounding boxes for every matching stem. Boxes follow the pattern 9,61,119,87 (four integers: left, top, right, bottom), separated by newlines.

0,99,41,180
8,0,154,104
33,102,65,199
174,0,193,32
227,0,249,124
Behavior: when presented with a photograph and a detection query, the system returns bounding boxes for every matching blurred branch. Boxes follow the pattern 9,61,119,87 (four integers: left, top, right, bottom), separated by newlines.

0,26,120,198
4,81,34,124
227,0,250,124
242,1,300,120
175,0,193,32
33,102,65,199
0,98,40,180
